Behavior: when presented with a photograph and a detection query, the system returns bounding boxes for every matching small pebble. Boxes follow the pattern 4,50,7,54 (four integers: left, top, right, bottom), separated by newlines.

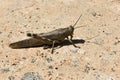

48,65,53,69
8,76,15,80
2,68,10,73
31,57,37,63
92,12,97,16
46,57,53,63
21,72,43,80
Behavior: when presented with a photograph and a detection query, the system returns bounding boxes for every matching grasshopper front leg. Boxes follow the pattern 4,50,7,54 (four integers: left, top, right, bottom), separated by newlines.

67,35,80,48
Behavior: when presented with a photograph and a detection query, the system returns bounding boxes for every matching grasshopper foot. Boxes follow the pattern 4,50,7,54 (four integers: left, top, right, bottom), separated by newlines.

68,38,80,48
74,45,80,48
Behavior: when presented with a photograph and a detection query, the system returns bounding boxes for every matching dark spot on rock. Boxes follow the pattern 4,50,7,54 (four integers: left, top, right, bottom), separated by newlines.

1,40,3,43
6,55,8,58
114,40,120,45
48,65,53,69
24,17,27,19
92,68,96,70
55,67,58,70
36,8,40,10
12,63,17,66
111,68,115,72
43,26,46,29
22,57,26,60
49,77,52,80
24,25,27,27
98,14,102,16
40,53,44,58
1,60,3,62
29,16,32,19
0,31,2,34
36,50,41,56
115,37,118,39
55,52,59,54
36,27,39,30
20,31,24,34
99,55,102,57
36,20,38,23
11,10,14,12
9,31,12,34
48,71,52,76
15,21,17,23
7,21,10,23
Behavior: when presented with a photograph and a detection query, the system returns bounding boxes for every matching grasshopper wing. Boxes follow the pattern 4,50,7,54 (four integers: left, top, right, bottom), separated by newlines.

27,27,69,41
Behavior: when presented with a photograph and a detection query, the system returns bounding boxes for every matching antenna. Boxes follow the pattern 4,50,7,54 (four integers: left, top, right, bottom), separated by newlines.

73,14,82,27
74,25,87,29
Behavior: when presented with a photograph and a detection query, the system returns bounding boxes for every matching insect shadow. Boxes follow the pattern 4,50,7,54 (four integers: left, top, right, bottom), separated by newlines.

9,38,85,49
34,39,85,49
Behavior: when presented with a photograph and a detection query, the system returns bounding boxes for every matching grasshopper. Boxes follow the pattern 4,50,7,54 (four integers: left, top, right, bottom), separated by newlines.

9,14,85,53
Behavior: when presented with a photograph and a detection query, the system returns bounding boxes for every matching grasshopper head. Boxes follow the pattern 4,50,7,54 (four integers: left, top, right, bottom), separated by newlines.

69,25,74,33
69,25,74,30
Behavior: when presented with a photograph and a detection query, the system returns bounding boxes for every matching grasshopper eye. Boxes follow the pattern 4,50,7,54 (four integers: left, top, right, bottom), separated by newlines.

70,25,72,27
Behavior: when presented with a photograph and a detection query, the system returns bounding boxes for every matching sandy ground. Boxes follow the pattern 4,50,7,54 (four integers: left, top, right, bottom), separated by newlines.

0,0,120,80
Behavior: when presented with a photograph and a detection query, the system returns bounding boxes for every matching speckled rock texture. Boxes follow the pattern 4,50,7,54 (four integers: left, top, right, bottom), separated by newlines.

0,0,120,80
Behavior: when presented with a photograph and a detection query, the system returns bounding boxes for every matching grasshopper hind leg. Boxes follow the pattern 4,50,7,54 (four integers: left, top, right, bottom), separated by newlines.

51,40,55,54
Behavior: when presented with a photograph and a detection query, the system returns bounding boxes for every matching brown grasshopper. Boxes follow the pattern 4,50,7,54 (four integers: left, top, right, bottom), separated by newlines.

9,14,85,53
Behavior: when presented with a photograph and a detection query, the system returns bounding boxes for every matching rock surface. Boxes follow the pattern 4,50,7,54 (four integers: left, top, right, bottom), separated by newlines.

0,0,120,80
